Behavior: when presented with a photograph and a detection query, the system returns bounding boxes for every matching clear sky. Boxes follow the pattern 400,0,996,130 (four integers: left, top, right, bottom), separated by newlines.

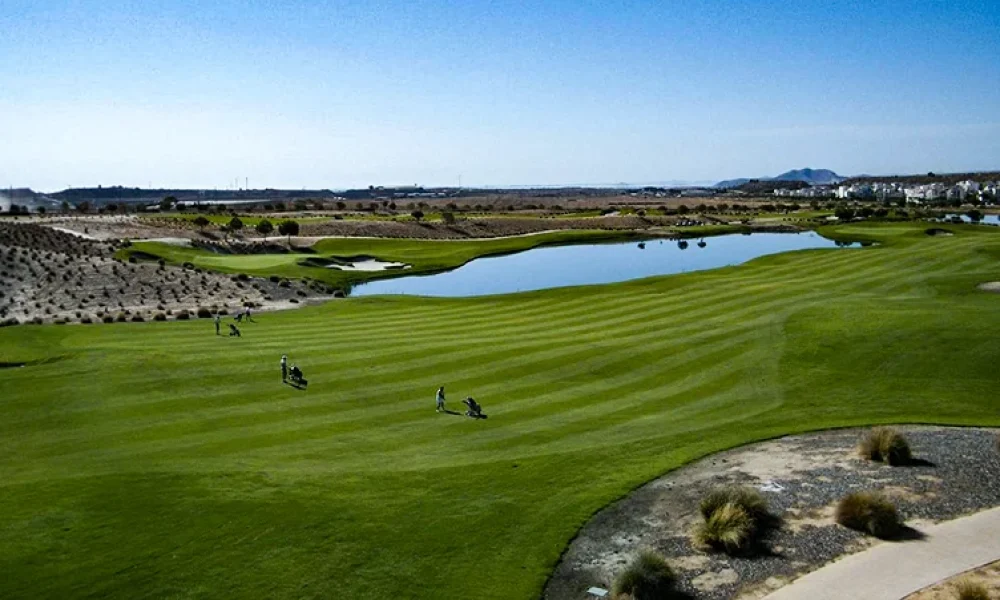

2,0,998,191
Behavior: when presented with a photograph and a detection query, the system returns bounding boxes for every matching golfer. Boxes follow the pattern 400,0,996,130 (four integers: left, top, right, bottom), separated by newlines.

436,386,446,412
281,355,288,382
214,313,221,335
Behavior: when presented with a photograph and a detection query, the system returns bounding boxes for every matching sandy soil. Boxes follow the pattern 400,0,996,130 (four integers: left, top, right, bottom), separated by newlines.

905,560,1000,599
0,223,336,325
328,259,410,271
543,426,1000,600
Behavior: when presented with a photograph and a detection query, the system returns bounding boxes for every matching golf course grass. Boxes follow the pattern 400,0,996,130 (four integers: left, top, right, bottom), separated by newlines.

122,229,646,288
1,221,998,599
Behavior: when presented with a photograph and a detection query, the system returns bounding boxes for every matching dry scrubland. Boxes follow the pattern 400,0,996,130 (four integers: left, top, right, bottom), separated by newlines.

0,223,334,325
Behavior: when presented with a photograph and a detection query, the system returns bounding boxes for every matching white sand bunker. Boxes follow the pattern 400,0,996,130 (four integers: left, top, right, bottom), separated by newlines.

48,226,99,240
978,282,1000,293
146,237,193,247
329,259,411,271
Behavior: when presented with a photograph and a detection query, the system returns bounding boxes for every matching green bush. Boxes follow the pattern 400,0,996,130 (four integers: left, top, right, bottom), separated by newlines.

835,492,901,538
695,502,753,553
175,310,190,320
859,427,912,465
612,549,678,600
955,579,989,600
699,486,768,521
196,307,212,318
153,313,167,321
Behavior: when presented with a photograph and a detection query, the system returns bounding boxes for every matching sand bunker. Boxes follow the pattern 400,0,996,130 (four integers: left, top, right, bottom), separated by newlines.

979,282,1000,293
49,226,99,240
328,259,410,271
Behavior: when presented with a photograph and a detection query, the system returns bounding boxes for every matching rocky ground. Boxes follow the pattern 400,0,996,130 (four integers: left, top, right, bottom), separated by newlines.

543,426,1000,600
0,223,335,326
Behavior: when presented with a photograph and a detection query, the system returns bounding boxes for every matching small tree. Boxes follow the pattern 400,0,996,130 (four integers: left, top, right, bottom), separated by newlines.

278,219,299,243
441,211,456,224
160,196,176,212
256,218,274,239
227,216,244,236
411,210,424,222
335,201,346,210
193,215,210,231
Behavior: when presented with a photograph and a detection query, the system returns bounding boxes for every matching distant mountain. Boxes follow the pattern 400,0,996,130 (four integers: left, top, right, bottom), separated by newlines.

772,168,845,185
714,178,751,189
715,168,845,188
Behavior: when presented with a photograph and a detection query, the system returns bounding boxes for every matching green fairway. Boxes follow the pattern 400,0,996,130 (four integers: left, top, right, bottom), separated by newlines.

2,222,999,599
123,229,645,288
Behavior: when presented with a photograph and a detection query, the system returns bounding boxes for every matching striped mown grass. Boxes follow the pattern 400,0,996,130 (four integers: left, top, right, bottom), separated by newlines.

0,221,998,599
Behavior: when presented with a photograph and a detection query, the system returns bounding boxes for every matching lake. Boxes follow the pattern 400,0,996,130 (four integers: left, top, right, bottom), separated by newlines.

941,213,1000,225
350,232,861,298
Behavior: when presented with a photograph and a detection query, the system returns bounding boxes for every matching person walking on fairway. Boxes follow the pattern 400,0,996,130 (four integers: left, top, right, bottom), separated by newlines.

214,313,221,335
436,386,446,412
281,355,288,382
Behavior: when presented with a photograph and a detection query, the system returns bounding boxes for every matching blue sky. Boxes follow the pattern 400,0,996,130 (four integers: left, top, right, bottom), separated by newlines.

1,0,998,191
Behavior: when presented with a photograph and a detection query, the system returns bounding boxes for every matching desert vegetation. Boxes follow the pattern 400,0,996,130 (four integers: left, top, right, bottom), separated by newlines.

0,222,326,324
612,550,681,600
694,486,772,554
835,491,902,538
859,426,913,465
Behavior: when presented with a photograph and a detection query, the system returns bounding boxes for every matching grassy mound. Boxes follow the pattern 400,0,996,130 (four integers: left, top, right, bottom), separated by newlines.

835,492,901,538
612,550,678,600
859,426,912,465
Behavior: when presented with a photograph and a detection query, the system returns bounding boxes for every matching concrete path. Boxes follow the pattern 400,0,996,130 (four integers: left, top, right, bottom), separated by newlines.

762,506,1000,600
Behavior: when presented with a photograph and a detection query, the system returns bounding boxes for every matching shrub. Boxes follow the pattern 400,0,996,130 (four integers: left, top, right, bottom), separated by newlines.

175,310,190,320
269,275,280,283
115,312,127,322
700,486,768,521
859,427,912,465
102,315,114,323
237,273,249,281
612,550,677,600
836,492,901,538
153,313,167,321
80,317,92,324
955,579,990,600
695,502,754,553
196,307,212,318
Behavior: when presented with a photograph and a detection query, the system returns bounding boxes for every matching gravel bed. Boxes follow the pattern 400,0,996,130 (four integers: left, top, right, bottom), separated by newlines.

543,426,1000,600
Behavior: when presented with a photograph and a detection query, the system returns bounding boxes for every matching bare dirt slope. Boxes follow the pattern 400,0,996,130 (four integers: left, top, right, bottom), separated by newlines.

0,223,332,325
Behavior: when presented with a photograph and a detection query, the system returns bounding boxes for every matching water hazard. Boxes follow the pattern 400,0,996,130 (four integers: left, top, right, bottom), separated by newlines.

351,232,861,298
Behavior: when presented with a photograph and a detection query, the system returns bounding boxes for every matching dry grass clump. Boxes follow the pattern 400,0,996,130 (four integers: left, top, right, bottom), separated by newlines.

859,426,912,465
835,491,901,538
612,549,679,600
954,579,990,600
694,486,771,554
699,486,768,521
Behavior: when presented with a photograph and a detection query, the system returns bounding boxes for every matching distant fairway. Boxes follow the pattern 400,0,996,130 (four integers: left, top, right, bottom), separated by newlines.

1,222,998,599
